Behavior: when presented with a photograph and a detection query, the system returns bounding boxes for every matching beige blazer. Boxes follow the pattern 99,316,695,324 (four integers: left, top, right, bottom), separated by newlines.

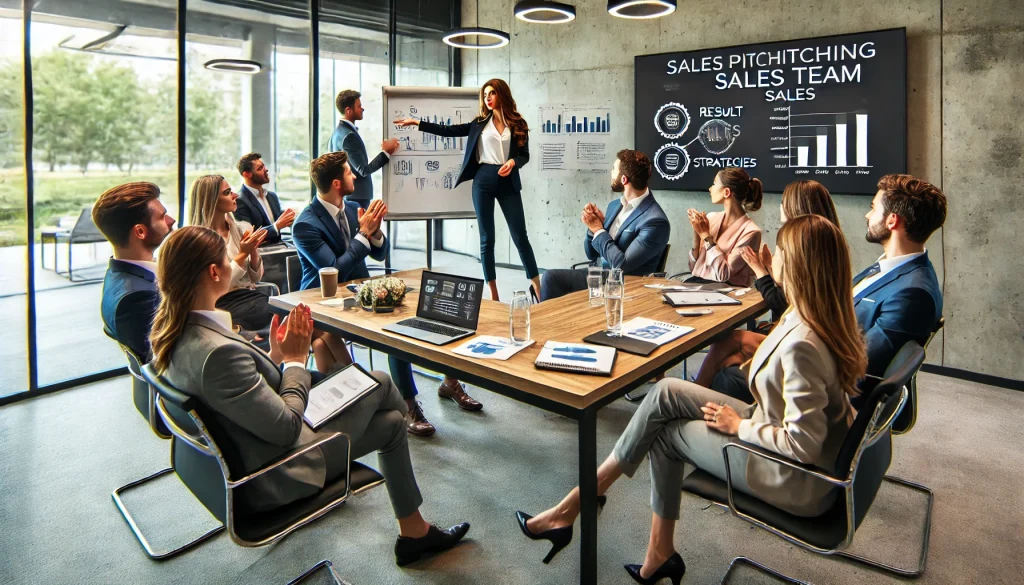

688,212,761,286
737,311,856,516
162,312,328,511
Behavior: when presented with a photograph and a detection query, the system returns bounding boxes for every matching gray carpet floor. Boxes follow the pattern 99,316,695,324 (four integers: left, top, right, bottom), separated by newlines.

1,350,1022,585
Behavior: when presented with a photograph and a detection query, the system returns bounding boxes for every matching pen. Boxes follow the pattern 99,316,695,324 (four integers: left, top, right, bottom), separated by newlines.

552,354,598,362
551,347,596,353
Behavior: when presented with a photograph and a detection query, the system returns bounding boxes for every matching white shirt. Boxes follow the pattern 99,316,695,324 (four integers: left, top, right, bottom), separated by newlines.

193,309,304,372
119,259,158,277
853,250,926,297
593,189,651,241
342,119,389,159
476,117,511,165
316,195,385,249
245,184,276,225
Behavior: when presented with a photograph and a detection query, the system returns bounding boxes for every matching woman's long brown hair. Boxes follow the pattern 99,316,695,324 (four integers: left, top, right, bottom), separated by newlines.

149,226,227,373
478,78,529,148
776,215,866,396
781,180,840,229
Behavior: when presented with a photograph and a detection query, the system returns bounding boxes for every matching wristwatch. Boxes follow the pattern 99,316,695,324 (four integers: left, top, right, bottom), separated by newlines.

703,235,716,250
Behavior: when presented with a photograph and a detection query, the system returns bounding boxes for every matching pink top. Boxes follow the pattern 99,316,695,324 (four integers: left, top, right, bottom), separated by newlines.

688,211,762,286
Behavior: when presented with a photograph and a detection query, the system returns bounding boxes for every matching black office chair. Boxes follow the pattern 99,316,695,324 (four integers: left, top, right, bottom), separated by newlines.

286,560,350,585
893,318,943,435
682,342,930,581
107,336,225,559
139,363,386,548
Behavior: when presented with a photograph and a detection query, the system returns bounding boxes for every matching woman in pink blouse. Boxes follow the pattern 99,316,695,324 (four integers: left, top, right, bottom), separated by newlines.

687,168,764,286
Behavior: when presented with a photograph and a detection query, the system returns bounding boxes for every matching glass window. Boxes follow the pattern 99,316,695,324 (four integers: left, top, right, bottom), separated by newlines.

29,3,178,386
0,10,27,396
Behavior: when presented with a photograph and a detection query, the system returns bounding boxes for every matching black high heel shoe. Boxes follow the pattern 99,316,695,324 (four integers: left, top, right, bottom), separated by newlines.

515,511,573,564
624,552,686,585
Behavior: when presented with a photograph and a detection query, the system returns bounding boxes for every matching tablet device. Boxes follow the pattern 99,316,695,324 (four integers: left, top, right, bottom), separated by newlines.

662,291,741,307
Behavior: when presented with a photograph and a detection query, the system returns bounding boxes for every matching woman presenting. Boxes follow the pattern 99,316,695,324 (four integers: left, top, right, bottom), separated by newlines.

394,79,540,301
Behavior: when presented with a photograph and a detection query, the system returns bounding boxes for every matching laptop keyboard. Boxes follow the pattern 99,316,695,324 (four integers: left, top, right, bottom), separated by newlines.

397,318,468,338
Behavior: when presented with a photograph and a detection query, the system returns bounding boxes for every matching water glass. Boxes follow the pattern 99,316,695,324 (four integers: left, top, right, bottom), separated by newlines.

587,265,604,306
509,290,531,344
604,268,624,336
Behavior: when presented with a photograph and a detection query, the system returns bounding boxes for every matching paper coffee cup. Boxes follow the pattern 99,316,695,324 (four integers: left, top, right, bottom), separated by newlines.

320,267,339,298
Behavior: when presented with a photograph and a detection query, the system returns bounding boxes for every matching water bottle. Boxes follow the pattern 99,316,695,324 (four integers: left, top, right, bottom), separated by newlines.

510,290,531,345
604,268,624,337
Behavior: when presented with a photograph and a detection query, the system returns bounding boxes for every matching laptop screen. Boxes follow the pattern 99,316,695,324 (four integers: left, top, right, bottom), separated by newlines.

417,271,484,330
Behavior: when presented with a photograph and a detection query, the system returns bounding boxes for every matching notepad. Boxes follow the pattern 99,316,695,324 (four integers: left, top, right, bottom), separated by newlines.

452,335,535,361
303,364,380,430
534,341,616,376
584,318,694,356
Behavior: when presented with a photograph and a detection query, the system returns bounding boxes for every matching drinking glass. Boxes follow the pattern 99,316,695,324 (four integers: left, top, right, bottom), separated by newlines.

510,290,531,344
604,268,624,336
587,265,604,306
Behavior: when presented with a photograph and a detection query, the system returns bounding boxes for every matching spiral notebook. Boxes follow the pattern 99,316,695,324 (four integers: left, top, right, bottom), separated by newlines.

534,341,617,376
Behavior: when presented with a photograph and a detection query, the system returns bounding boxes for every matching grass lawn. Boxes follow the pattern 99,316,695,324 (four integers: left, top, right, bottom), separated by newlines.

0,166,313,247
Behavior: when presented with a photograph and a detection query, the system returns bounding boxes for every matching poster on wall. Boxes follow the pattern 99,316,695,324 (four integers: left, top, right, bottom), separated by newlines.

535,103,613,171
634,28,906,194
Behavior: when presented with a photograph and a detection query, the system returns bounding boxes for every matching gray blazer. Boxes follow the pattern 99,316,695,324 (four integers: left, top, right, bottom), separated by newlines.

327,121,387,203
738,311,856,516
162,312,329,511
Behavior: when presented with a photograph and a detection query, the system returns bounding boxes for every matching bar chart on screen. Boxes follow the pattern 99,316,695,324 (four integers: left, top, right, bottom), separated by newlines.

785,109,872,169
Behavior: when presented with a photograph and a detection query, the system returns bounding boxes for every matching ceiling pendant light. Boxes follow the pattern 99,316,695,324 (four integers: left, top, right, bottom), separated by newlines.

443,27,511,49
514,1,577,24
607,0,677,19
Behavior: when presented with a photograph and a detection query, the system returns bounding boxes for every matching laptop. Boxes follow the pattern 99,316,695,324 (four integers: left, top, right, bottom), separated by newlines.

382,271,484,345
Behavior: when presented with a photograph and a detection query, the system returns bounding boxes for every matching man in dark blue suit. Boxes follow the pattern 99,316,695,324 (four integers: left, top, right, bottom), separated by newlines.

234,152,295,244
852,173,946,406
92,182,176,359
541,150,671,301
327,90,399,211
293,152,481,437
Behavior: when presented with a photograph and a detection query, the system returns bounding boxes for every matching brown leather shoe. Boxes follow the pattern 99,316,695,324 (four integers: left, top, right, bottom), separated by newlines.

438,380,483,412
407,401,436,436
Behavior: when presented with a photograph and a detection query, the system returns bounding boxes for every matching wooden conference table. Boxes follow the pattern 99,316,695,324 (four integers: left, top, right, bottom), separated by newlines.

270,269,766,585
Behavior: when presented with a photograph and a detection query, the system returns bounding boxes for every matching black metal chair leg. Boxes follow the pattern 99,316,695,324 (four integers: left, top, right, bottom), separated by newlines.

720,556,809,584
111,467,225,559
286,560,350,585
834,475,933,578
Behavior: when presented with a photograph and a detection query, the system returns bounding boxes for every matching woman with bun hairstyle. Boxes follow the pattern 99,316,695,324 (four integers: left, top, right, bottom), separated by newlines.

686,168,764,287
394,79,539,301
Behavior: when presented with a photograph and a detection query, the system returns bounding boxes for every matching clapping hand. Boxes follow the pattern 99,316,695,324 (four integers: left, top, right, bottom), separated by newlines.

357,199,388,238
238,227,268,256
741,243,773,279
273,304,314,365
382,138,400,154
701,402,741,435
497,159,516,177
393,118,419,127
275,208,296,231
581,203,605,233
687,208,710,239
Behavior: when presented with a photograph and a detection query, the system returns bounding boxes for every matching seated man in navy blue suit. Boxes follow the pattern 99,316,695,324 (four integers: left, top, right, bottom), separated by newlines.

292,151,482,437
850,173,946,407
540,150,670,301
93,182,176,358
234,152,295,245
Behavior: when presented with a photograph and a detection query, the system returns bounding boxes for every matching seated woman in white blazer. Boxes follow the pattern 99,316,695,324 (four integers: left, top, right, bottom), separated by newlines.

515,215,866,585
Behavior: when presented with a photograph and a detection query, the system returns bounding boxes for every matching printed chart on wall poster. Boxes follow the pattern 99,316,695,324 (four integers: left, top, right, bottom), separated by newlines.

634,28,907,194
536,103,614,171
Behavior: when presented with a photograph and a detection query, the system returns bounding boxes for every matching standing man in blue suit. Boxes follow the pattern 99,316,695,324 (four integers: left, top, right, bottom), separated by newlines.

234,152,296,244
328,90,399,211
293,152,482,437
93,182,176,358
852,173,946,405
540,150,671,301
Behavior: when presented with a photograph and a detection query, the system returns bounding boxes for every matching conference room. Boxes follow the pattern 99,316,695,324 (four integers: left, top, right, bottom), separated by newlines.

2,0,1022,584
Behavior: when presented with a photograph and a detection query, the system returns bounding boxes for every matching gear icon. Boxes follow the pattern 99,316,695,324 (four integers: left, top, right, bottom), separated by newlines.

654,102,690,139
654,143,690,180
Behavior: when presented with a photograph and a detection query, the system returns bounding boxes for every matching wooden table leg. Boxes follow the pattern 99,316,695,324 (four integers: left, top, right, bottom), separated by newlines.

578,407,598,585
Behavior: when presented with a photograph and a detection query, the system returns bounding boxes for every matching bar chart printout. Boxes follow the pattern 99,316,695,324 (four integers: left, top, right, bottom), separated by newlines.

536,103,613,171
788,110,871,168
540,105,611,135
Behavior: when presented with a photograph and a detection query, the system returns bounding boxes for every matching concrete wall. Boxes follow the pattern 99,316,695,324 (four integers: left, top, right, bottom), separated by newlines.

457,0,1023,380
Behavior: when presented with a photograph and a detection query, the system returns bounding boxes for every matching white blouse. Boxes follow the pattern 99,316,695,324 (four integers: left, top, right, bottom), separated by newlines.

227,218,264,291
476,117,511,165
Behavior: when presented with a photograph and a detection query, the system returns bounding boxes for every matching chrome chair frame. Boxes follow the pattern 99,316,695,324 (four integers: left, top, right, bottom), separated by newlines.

719,556,809,584
109,342,225,559
286,560,351,585
713,385,933,577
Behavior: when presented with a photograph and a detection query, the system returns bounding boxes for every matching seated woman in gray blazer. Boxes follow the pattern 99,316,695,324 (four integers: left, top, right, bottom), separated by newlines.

516,215,866,585
148,226,469,567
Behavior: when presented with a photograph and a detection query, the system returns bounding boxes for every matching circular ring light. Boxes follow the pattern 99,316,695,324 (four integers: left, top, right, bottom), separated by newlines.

515,1,577,23
203,59,262,74
607,0,676,19
443,27,510,49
